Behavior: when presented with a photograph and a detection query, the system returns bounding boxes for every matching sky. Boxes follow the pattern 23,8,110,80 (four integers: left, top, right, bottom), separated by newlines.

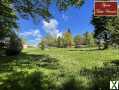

18,0,95,46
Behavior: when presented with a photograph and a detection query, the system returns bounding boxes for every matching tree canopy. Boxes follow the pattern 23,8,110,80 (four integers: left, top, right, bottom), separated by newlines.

92,15,119,49
0,0,84,32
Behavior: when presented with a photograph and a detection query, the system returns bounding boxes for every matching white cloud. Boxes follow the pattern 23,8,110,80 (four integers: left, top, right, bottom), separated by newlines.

20,29,42,46
20,29,41,37
42,19,62,38
43,19,58,30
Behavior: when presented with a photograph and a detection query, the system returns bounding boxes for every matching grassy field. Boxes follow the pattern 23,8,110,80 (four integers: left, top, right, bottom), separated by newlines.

0,48,119,90
23,48,119,72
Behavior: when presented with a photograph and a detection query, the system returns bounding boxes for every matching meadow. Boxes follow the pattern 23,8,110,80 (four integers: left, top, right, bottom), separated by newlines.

0,48,119,90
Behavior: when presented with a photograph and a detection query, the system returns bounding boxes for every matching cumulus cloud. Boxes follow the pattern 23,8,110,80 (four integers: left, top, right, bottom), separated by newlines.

43,19,58,30
42,19,62,38
20,29,42,46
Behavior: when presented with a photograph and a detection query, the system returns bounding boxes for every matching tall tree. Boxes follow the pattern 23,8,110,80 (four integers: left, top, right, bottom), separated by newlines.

92,16,116,50
74,34,81,48
106,16,119,45
83,32,95,47
88,32,95,47
64,29,73,48
40,40,45,50
57,36,62,48
43,34,57,47
83,32,90,45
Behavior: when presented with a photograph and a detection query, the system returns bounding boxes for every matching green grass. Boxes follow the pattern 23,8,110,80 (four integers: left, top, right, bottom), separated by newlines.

0,47,119,89
23,47,119,71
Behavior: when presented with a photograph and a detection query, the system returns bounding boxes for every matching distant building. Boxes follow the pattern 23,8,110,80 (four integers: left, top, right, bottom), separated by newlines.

23,44,36,48
23,44,28,49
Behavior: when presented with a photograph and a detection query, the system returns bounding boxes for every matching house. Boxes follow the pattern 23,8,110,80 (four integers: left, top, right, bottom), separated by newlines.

23,44,28,49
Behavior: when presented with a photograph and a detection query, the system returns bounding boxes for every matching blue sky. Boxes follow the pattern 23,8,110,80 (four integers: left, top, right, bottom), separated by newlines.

18,0,94,46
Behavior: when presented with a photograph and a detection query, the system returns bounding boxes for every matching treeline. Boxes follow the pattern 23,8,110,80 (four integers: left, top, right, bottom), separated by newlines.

39,29,96,49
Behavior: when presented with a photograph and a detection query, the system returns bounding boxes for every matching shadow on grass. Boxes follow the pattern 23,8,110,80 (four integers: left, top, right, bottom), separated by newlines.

0,53,59,73
68,48,98,52
59,77,86,90
79,49,99,51
0,70,86,90
80,59,119,90
0,53,86,90
110,60,119,66
17,53,59,69
0,71,55,90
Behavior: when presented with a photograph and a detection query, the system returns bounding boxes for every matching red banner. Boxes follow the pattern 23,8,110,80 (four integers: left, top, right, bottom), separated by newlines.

94,1,118,16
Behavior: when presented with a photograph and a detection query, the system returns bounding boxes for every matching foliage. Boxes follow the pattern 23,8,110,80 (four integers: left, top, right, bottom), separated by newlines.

92,15,119,49
74,34,81,48
0,0,18,34
63,29,73,48
74,32,95,48
43,34,57,47
106,16,119,45
21,37,27,45
0,0,84,31
83,32,95,47
57,36,64,48
6,31,23,56
40,41,45,50
0,0,84,54
0,30,22,56
56,0,84,11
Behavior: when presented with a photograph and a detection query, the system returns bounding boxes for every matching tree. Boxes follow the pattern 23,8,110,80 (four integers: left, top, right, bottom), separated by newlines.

0,0,52,55
83,32,95,47
92,14,119,49
0,0,84,55
21,37,27,45
42,34,57,47
5,30,23,56
88,32,95,47
40,41,45,50
92,16,114,50
57,36,62,48
0,0,84,31
0,0,18,35
105,16,119,45
57,0,84,11
83,32,90,45
64,29,73,48
0,0,84,34
74,34,81,48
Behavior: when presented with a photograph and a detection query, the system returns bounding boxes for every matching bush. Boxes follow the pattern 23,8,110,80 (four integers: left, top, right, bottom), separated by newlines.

40,41,45,50
5,32,23,56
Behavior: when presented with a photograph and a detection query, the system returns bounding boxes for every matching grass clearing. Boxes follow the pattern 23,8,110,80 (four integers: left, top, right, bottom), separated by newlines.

0,48,119,90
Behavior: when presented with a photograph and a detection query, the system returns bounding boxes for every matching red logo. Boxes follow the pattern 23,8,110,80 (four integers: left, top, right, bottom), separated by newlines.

94,1,118,16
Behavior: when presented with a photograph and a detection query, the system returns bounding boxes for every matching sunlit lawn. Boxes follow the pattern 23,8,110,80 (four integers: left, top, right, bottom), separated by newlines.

0,47,119,89
23,47,119,71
